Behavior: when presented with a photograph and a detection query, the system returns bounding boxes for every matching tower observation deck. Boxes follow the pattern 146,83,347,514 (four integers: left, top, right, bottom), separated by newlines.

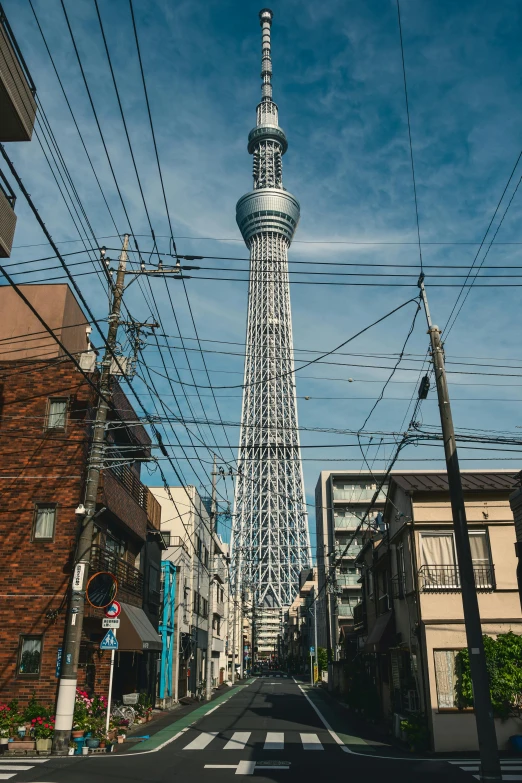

232,9,311,617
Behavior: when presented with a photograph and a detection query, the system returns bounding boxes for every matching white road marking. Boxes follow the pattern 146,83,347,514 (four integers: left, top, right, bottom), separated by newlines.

183,731,219,750
300,732,323,750
264,732,284,750
223,732,251,750
0,775,16,781
0,760,49,764
236,761,256,775
0,766,34,771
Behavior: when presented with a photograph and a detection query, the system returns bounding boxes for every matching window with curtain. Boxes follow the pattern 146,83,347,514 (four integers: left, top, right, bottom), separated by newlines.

420,533,457,588
18,636,42,675
46,398,67,430
433,649,460,708
33,504,56,540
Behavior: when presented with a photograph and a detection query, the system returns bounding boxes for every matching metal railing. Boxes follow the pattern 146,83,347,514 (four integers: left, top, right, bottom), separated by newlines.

332,487,387,503
337,573,360,586
90,544,143,597
109,462,160,528
337,604,355,617
166,535,190,556
418,564,495,592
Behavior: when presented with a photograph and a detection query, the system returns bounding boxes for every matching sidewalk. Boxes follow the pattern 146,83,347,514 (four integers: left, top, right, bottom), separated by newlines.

113,679,253,754
304,684,522,761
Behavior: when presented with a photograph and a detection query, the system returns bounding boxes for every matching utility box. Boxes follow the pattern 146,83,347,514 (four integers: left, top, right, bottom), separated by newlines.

0,7,37,141
0,173,16,257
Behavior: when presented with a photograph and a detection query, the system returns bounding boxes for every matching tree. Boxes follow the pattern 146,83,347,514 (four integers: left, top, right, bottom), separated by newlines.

317,647,328,674
456,631,522,720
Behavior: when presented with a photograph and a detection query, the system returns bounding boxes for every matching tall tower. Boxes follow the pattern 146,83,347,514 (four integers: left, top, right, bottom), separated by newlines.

232,9,311,629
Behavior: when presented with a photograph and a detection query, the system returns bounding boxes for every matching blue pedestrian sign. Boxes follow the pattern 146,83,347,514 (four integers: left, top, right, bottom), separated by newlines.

310,646,315,654
100,629,118,650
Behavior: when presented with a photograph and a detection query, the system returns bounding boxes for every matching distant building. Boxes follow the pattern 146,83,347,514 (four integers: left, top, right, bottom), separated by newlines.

315,471,387,659
283,568,317,673
152,485,229,697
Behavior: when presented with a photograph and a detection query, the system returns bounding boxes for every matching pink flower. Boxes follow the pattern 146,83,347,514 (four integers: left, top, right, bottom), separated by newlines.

31,719,36,724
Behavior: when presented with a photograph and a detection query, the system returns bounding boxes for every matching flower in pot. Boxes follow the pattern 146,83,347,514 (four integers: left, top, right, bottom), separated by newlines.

33,717,55,752
68,741,76,756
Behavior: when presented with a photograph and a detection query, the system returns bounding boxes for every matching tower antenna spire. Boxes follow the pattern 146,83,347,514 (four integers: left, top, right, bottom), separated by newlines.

259,8,273,102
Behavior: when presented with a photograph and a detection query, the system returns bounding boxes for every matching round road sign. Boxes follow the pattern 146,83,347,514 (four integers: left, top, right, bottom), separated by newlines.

105,600,122,618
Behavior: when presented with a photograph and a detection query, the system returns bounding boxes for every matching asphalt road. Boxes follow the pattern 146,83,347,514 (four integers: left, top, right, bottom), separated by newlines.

2,675,519,783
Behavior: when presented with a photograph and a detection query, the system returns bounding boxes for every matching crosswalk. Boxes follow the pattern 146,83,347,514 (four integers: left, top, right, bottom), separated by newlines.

182,730,329,752
448,760,522,780
0,758,50,780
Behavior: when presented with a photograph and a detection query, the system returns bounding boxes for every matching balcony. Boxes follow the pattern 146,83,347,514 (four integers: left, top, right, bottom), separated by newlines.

333,515,361,530
166,535,190,556
90,545,143,598
337,574,360,587
215,600,225,616
101,464,160,541
338,604,354,618
418,564,495,592
353,602,366,632
0,7,37,141
332,487,387,503
0,171,16,257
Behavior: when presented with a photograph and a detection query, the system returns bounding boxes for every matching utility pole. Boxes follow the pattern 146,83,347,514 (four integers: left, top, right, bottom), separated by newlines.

205,457,218,700
313,586,319,685
419,275,501,783
53,235,129,754
239,590,245,679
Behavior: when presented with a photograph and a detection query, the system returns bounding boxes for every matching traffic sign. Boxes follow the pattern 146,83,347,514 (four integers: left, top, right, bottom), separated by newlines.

310,646,315,654
105,600,121,618
100,629,118,650
102,618,120,629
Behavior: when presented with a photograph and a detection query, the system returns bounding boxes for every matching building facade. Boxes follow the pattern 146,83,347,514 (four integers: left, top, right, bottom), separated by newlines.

152,485,229,697
0,284,163,707
231,9,311,639
315,470,387,658
352,470,522,753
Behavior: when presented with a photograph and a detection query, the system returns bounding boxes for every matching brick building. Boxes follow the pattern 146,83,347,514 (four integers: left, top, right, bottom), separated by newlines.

0,284,163,707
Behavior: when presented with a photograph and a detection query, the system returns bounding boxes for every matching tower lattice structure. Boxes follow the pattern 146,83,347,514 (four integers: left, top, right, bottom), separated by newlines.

232,8,311,610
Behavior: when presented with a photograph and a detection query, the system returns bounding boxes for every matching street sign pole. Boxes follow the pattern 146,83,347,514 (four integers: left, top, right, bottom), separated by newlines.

105,629,116,737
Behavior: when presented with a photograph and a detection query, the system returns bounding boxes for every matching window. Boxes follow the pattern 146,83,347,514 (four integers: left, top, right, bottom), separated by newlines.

396,542,406,596
46,398,67,430
18,636,42,676
32,504,56,541
195,535,202,559
420,531,492,589
149,563,160,596
202,598,209,617
434,650,461,709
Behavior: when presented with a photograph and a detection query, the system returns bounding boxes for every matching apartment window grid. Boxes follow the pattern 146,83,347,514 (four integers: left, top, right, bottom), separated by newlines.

32,503,57,541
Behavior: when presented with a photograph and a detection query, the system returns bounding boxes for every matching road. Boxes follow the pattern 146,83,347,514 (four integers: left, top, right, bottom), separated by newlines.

2,675,521,783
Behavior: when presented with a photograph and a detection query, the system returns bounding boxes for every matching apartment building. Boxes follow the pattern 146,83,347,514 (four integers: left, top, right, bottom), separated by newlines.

152,485,229,696
353,470,522,752
315,470,387,658
282,568,317,673
0,284,163,706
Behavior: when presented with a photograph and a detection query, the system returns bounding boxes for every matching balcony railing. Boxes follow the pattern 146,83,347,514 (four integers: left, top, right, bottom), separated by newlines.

90,545,143,597
337,574,360,587
109,463,160,528
332,487,387,503
0,170,16,258
0,6,37,141
166,535,190,556
337,604,355,617
333,515,361,530
418,564,495,592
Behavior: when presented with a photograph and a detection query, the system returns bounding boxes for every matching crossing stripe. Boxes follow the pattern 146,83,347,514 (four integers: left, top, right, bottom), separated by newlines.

0,775,16,781
300,733,323,750
0,767,34,771
183,731,218,750
223,732,251,750
264,732,284,750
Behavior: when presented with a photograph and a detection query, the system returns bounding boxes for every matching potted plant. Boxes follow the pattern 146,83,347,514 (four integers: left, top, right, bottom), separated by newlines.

68,741,76,756
33,717,54,753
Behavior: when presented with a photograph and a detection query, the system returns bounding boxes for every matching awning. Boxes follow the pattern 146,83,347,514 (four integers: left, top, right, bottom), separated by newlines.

117,602,162,652
364,612,393,653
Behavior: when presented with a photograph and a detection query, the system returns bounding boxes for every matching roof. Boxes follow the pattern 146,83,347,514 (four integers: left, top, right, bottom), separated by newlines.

391,471,518,494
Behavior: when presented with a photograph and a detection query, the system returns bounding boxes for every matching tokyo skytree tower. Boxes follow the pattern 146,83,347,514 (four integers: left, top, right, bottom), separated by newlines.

232,8,311,609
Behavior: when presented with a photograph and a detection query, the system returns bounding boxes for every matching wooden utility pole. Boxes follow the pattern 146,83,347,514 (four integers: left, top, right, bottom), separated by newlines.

419,275,501,783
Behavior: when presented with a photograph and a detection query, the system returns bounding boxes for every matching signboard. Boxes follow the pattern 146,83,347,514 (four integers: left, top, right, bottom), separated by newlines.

309,646,315,654
105,600,122,618
72,563,86,592
100,629,118,650
55,647,62,678
102,618,120,629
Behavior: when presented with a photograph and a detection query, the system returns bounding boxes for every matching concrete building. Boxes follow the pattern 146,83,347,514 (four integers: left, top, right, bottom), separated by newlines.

315,471,387,658
282,568,318,674
152,485,229,697
352,470,522,753
0,284,163,706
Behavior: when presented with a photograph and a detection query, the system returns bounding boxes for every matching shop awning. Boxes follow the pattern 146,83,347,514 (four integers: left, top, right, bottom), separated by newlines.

364,612,393,653
117,602,162,652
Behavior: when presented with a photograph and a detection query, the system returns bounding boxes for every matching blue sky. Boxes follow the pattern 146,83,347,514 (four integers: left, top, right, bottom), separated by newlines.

4,0,522,555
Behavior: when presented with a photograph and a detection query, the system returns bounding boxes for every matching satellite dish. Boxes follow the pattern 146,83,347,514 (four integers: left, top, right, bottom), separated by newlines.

85,571,118,608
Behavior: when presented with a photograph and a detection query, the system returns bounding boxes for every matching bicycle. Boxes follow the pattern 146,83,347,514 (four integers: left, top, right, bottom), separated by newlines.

111,702,136,728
